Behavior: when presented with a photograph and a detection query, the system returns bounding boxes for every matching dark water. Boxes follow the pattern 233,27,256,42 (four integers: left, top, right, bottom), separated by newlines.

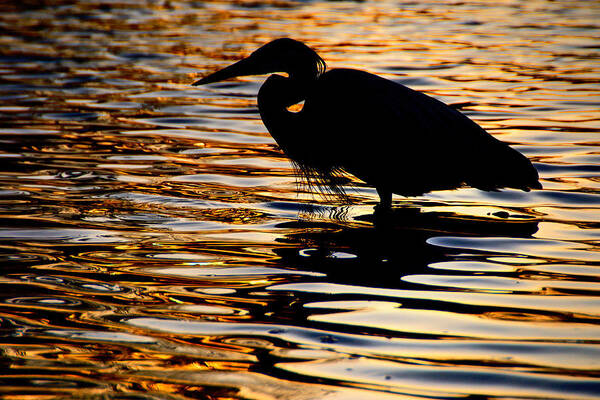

1,1,599,399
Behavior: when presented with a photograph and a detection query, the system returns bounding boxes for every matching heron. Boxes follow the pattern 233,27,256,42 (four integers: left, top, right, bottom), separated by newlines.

193,38,541,209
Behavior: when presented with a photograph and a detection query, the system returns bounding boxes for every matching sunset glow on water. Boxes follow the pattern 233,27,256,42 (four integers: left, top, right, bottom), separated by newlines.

0,1,599,399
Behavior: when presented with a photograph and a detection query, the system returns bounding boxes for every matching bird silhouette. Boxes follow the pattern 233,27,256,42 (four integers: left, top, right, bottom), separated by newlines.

193,38,541,209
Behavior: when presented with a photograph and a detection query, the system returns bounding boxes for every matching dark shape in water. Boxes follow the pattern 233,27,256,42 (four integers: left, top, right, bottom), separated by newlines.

193,38,541,209
275,206,539,288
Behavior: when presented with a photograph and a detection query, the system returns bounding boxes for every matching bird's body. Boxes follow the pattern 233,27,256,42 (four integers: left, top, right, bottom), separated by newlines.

194,38,541,208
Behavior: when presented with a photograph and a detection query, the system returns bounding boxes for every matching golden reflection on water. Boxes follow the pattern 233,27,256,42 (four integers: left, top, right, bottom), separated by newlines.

0,0,599,399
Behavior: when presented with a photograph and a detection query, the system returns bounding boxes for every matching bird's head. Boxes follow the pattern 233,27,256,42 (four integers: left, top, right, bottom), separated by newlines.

192,38,326,86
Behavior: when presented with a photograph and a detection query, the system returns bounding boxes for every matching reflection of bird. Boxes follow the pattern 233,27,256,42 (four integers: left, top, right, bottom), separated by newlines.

193,38,541,209
275,207,539,286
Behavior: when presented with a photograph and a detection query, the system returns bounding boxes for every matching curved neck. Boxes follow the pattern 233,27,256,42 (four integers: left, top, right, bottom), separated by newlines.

257,74,311,160
262,74,310,102
258,74,307,115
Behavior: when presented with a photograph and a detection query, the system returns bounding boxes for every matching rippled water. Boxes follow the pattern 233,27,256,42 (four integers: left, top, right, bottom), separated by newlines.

1,1,599,399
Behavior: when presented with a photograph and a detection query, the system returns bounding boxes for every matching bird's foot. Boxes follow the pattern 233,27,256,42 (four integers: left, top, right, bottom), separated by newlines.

374,202,392,214
375,188,392,212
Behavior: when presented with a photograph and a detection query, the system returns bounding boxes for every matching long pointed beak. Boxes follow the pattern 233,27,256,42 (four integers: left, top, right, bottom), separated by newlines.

192,57,261,86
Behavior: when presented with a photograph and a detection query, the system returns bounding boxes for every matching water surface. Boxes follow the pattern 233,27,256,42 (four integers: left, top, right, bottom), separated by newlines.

0,1,599,399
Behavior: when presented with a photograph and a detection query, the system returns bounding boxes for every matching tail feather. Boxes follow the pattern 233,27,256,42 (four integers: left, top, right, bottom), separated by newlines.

467,142,541,192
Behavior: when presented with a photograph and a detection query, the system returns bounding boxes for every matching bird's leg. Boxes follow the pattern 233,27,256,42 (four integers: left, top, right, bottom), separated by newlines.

375,187,392,211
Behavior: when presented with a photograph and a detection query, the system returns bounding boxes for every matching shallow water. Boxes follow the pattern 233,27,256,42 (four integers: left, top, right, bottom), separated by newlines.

0,0,599,399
